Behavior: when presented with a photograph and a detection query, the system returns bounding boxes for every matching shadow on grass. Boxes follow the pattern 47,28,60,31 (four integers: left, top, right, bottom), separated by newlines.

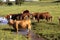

39,21,46,23
32,22,38,25
32,21,46,25
2,28,29,32
52,1,60,3
2,28,16,32
46,22,57,25
2,28,45,40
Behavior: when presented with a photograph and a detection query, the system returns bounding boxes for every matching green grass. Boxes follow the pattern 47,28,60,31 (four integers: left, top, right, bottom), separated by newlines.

0,24,28,40
0,2,60,40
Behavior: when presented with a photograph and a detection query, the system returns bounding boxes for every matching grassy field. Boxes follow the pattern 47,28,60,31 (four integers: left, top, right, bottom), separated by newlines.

0,2,60,40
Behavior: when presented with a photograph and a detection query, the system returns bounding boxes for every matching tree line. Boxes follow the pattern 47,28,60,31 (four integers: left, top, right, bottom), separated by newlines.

0,0,24,6
0,0,60,6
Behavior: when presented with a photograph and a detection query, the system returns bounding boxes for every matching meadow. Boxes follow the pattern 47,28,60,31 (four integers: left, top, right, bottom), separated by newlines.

0,2,60,40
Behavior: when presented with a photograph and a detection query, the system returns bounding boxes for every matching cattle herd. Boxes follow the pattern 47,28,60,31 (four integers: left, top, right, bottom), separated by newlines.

5,10,60,37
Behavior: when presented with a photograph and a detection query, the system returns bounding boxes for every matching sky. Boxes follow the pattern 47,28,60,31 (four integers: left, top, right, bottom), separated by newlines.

2,0,15,2
10,0,15,1
2,0,39,2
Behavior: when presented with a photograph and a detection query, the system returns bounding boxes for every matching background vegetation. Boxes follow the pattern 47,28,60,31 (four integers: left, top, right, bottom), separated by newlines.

0,1,60,40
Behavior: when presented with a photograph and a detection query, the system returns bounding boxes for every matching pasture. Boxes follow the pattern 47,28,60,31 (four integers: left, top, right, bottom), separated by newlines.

0,2,60,40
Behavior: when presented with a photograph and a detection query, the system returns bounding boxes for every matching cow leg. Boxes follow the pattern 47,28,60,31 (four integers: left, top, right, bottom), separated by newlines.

36,18,39,23
13,23,16,31
37,19,39,23
48,17,52,22
46,18,49,22
48,17,50,22
37,14,40,23
50,16,52,22
27,24,31,33
27,24,31,38
16,22,18,33
59,19,60,24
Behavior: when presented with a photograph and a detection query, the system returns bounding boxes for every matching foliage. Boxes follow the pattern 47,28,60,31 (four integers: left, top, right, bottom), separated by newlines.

0,0,2,2
15,0,24,6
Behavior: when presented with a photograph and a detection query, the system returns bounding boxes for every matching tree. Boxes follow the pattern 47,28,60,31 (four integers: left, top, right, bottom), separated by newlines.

6,0,13,6
6,0,9,4
39,0,41,1
54,0,60,2
0,0,3,5
15,0,19,5
15,0,24,6
0,0,2,2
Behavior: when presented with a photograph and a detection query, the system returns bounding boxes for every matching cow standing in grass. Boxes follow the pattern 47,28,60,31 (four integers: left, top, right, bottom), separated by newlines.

32,12,52,22
9,18,31,33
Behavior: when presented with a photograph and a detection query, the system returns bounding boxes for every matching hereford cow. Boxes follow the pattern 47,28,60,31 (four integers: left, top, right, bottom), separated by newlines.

5,13,23,20
5,13,32,21
32,12,52,22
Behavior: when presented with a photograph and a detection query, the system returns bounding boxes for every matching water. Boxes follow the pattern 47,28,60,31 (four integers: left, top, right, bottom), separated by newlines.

13,29,45,40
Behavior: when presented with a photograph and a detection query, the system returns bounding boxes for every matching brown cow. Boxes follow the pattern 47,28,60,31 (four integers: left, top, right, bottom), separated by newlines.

8,19,31,33
32,13,39,22
39,12,52,22
32,12,52,22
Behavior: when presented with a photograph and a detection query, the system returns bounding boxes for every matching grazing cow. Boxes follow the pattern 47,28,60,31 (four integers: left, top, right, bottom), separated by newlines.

5,13,23,20
32,13,39,22
32,12,52,22
5,10,30,20
5,13,32,21
39,12,52,22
